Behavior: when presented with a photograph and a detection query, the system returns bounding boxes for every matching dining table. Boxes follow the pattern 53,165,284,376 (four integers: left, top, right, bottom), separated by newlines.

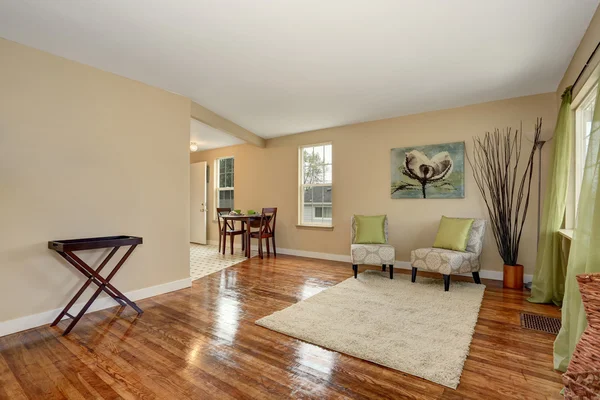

219,214,263,258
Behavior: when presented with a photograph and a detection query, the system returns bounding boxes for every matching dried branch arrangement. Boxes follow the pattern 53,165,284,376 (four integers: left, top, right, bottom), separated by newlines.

468,119,542,266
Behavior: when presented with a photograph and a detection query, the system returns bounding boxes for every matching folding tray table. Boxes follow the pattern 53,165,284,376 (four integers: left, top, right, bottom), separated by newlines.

48,235,143,335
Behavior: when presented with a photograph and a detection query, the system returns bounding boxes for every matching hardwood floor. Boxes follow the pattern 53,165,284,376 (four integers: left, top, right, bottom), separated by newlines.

0,255,563,399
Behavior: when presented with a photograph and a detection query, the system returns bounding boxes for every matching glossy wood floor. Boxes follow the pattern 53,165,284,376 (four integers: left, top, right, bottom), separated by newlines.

0,255,563,399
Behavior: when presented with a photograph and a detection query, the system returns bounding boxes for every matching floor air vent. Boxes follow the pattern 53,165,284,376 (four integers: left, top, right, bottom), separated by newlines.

520,313,561,335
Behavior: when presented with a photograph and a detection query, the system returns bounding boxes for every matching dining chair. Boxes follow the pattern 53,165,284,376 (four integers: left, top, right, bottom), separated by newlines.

249,208,277,259
216,207,246,255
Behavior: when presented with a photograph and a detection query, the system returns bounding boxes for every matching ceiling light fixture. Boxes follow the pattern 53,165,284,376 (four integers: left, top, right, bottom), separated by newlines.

190,142,199,152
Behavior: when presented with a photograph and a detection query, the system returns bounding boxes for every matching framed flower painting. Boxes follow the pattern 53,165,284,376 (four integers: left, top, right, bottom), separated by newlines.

390,141,465,199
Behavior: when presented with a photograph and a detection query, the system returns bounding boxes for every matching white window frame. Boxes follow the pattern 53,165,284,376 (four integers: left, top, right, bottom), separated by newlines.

298,142,333,227
574,83,597,214
214,156,234,220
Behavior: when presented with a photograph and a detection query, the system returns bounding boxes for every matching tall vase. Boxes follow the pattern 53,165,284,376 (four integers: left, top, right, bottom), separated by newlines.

503,264,524,289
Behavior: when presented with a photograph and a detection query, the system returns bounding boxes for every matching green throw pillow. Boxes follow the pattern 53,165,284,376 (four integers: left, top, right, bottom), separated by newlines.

433,216,475,252
354,215,386,244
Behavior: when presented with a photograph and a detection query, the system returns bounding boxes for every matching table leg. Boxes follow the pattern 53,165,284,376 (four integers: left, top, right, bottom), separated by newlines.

59,252,125,306
246,220,251,258
61,246,141,335
222,224,227,255
51,246,120,327
66,249,143,314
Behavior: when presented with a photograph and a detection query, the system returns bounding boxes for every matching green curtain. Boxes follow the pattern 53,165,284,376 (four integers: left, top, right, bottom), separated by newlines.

528,88,573,306
554,83,600,371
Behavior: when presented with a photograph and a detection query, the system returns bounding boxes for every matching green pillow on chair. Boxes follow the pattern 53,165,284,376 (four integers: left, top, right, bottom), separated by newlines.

354,215,386,244
433,216,475,252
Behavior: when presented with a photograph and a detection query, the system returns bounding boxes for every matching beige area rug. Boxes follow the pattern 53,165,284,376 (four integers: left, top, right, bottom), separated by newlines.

256,270,485,389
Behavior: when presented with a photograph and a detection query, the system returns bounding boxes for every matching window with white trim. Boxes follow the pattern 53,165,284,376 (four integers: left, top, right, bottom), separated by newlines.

575,84,597,210
215,157,234,213
299,143,332,226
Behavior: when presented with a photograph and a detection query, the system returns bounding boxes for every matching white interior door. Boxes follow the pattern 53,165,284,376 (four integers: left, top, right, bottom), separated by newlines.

190,161,207,244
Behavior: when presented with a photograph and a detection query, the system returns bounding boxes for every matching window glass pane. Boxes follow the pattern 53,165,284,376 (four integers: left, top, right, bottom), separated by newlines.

303,147,324,184
314,146,324,163
219,189,234,209
217,157,234,188
302,185,332,225
323,165,332,184
583,98,595,161
324,144,332,164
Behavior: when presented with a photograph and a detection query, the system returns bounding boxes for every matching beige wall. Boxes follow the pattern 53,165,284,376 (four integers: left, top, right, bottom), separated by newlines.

0,38,191,323
192,93,558,275
191,102,266,148
557,5,600,100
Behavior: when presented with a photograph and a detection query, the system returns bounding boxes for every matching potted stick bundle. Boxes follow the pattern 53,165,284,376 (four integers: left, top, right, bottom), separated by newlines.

468,119,542,288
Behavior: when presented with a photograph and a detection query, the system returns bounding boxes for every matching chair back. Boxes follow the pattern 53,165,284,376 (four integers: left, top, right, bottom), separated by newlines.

216,207,232,232
258,208,277,235
350,215,389,244
466,219,486,255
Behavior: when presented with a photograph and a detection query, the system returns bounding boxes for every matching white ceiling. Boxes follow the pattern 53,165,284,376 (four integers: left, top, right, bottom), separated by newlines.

190,119,244,151
0,1,597,138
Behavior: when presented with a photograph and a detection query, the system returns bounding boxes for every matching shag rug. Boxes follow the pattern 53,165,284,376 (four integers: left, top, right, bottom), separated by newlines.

256,270,485,389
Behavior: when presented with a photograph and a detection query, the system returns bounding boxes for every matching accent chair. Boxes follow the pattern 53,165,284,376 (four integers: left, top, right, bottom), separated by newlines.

350,215,396,279
410,218,486,291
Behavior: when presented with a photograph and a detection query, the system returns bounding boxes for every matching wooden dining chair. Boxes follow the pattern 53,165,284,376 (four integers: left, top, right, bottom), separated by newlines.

249,208,277,259
216,207,246,255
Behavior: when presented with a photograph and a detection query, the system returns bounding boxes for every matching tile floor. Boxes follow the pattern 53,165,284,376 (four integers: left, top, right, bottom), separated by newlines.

190,243,254,281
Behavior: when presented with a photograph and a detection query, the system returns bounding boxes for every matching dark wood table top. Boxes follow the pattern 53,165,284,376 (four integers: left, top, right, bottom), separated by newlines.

220,214,262,220
48,235,143,252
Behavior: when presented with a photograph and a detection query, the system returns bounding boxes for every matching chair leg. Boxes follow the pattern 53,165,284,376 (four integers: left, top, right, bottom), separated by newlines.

272,236,277,257
411,267,417,283
443,275,450,291
266,236,270,255
230,234,234,255
382,264,386,272
389,264,393,279
352,264,358,278
222,234,226,255
472,272,481,284
258,237,263,259
242,233,245,251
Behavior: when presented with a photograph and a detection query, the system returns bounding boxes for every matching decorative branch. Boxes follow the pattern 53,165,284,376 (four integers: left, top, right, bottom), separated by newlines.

467,119,542,266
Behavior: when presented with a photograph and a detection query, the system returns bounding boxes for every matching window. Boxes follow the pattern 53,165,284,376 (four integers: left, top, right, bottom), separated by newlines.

215,157,234,214
575,84,597,208
299,143,332,226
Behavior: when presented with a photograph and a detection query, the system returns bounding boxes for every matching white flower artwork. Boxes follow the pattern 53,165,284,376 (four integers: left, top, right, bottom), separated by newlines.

391,141,465,199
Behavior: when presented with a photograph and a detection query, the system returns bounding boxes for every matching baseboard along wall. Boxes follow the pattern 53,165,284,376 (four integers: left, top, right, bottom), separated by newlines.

0,277,192,338
4,242,531,338
205,240,533,283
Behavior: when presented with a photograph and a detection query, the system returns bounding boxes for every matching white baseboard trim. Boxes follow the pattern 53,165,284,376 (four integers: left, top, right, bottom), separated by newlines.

274,247,533,283
0,277,192,338
200,242,533,283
